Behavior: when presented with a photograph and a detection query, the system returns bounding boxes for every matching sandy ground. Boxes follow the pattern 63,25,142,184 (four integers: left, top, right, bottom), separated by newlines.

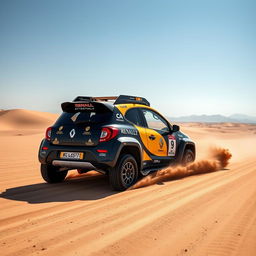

0,109,256,256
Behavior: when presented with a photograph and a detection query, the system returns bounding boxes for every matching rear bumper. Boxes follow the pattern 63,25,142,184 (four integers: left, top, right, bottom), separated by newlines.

38,139,121,170
52,160,96,169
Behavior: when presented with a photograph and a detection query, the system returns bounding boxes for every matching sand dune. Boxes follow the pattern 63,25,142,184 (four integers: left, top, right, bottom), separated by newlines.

0,110,256,256
0,109,59,131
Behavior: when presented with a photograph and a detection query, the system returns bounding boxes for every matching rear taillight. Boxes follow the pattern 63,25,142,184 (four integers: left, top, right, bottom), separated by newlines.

45,127,52,141
97,149,108,153
99,127,119,142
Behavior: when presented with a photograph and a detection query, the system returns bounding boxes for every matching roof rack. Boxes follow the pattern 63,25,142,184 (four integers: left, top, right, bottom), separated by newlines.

73,95,150,106
73,96,117,102
114,95,150,106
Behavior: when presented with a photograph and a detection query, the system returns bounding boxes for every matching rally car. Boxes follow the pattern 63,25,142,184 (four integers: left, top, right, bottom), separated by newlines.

38,95,196,191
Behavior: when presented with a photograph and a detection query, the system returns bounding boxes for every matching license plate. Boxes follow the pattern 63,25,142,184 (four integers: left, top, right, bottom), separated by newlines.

60,152,84,160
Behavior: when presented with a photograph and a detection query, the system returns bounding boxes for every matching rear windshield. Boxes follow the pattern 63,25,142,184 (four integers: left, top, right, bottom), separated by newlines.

54,111,113,126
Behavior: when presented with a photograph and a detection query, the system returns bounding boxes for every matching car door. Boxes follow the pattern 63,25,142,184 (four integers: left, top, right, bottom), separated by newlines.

139,108,175,161
124,108,152,162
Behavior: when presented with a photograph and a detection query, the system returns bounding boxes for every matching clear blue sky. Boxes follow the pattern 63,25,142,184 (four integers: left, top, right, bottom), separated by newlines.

0,0,255,116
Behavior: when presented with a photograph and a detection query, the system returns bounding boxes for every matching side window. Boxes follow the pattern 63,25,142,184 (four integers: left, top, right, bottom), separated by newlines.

142,109,169,131
125,108,144,126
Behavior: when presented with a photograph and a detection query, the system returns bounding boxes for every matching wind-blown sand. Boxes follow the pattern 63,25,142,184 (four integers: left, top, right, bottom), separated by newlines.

0,109,256,256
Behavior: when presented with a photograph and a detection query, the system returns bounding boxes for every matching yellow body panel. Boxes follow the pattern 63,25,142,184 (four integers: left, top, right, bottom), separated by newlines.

133,125,151,160
116,104,152,116
116,103,168,160
144,128,167,156
142,150,151,161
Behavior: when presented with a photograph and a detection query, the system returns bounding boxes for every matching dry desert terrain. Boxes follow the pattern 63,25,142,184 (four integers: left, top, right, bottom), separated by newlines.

0,109,256,256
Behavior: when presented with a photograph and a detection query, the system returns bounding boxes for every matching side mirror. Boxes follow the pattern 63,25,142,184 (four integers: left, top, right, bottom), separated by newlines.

172,125,180,132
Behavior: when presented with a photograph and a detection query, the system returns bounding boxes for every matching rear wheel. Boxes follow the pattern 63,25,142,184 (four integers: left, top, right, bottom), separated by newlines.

41,164,68,183
182,149,195,165
109,154,138,191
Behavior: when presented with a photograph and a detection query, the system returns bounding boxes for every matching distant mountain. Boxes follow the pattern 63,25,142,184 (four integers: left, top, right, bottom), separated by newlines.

229,114,256,123
169,114,256,124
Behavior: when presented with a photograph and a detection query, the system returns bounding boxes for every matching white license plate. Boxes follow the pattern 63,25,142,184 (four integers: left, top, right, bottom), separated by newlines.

60,152,83,160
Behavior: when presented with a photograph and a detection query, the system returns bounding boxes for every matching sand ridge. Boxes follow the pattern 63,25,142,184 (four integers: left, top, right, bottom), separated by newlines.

0,109,59,131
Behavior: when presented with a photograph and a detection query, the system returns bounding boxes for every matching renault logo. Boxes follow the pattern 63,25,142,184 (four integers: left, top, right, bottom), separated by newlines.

70,129,76,138
159,138,164,149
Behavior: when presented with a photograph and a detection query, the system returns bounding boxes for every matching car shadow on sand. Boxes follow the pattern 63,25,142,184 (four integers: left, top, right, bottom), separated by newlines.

0,173,119,204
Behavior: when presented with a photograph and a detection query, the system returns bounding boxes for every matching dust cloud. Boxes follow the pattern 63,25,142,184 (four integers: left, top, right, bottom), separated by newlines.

129,147,232,190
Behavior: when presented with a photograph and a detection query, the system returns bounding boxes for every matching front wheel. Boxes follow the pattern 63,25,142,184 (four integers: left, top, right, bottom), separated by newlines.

41,164,68,183
182,149,195,165
109,154,139,191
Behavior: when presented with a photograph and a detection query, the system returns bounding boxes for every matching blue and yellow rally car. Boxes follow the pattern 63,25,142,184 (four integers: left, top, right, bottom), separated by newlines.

38,95,195,191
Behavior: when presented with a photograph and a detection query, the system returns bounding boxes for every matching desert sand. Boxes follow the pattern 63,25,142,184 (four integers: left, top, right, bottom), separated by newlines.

0,109,256,256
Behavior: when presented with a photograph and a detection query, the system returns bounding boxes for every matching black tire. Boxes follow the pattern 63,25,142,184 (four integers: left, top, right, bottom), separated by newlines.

41,164,68,183
109,154,138,191
182,149,195,165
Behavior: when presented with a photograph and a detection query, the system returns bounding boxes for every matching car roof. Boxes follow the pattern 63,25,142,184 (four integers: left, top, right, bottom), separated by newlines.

73,95,150,107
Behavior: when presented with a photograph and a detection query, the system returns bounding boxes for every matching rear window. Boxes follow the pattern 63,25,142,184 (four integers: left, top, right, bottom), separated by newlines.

55,111,112,126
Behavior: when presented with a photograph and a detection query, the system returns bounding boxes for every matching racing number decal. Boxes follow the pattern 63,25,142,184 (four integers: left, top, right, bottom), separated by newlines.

168,135,176,156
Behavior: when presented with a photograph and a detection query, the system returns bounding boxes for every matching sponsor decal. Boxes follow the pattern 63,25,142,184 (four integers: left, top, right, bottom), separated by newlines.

74,103,94,111
71,112,80,122
70,129,76,138
120,105,127,108
56,126,64,135
168,135,176,156
90,112,96,118
85,138,94,146
52,138,59,145
116,113,124,121
120,128,138,136
153,159,160,163
83,126,91,135
159,137,164,149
